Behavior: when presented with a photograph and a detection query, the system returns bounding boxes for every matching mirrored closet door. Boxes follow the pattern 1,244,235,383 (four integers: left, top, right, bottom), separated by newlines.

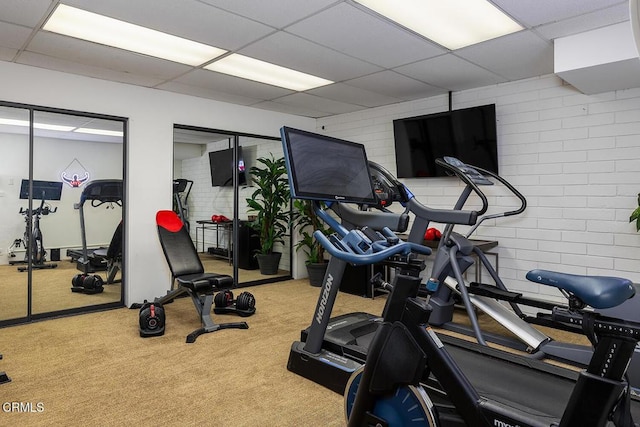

173,125,291,287
0,102,126,326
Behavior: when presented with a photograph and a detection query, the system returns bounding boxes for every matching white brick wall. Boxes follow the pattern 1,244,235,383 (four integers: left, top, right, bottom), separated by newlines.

317,74,640,304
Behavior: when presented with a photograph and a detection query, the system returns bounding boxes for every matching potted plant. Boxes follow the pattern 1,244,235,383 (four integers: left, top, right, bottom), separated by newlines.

630,193,640,231
246,154,290,274
293,199,332,286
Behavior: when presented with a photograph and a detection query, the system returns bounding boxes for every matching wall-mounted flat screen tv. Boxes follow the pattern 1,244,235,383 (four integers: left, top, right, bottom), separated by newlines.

393,104,498,178
208,147,247,187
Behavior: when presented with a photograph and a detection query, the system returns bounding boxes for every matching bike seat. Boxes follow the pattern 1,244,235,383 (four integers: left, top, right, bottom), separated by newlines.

526,269,635,309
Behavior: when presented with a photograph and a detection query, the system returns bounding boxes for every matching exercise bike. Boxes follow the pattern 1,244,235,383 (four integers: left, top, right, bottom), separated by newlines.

10,180,62,272
322,226,640,426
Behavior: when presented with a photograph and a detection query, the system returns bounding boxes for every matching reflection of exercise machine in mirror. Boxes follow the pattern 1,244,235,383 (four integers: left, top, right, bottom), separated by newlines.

9,179,62,272
173,178,192,231
67,180,123,293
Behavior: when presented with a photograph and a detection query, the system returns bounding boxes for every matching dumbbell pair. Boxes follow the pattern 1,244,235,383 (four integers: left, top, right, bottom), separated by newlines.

70,273,104,294
214,290,256,317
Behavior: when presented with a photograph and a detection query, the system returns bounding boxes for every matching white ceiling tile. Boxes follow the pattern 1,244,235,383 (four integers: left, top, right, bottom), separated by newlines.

307,83,402,107
16,51,167,87
198,0,340,29
286,3,445,68
492,0,626,27
250,100,329,118
0,0,53,26
344,71,446,100
274,93,366,115
0,46,18,61
26,33,191,80
173,69,294,100
395,54,507,91
238,31,382,82
0,21,33,49
535,3,630,40
457,31,554,81
158,81,262,106
62,0,274,50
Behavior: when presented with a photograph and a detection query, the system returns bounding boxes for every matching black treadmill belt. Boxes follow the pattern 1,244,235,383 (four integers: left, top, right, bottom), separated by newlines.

438,335,640,424
445,344,572,423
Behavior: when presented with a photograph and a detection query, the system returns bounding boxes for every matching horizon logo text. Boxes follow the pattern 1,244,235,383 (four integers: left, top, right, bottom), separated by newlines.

494,420,520,427
316,273,333,324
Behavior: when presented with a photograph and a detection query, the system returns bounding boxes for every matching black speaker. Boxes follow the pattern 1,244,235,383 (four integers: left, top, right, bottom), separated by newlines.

340,264,384,298
237,221,260,270
50,248,60,261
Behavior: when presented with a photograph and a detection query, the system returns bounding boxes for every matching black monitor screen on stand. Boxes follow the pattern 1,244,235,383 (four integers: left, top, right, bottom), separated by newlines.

280,126,377,205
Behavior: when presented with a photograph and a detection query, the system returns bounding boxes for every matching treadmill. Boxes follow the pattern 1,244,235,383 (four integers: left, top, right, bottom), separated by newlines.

280,126,640,425
281,127,478,393
67,180,123,274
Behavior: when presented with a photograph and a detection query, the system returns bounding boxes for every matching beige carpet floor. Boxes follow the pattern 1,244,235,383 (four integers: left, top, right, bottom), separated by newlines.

0,275,589,426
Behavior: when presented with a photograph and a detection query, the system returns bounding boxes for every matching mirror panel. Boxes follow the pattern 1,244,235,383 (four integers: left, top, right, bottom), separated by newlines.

31,111,124,314
173,127,291,286
0,105,30,321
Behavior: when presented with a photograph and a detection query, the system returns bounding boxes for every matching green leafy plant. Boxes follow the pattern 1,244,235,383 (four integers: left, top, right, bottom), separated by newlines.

630,193,640,232
292,199,331,265
246,154,290,255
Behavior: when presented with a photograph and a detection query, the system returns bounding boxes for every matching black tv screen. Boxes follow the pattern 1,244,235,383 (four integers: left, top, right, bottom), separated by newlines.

19,179,63,201
393,104,498,178
209,147,247,187
280,127,377,205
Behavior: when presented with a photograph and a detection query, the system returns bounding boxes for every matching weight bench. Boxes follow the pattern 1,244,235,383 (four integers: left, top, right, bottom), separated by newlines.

155,210,248,343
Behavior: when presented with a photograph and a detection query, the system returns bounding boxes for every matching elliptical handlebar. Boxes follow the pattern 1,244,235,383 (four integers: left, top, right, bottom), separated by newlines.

468,163,527,218
435,157,489,216
435,157,527,237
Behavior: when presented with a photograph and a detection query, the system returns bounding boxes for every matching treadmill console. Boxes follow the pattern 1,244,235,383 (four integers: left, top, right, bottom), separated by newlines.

369,162,410,208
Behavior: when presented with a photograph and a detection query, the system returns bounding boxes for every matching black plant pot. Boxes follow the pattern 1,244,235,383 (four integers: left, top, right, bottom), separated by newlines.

306,262,328,287
256,252,282,275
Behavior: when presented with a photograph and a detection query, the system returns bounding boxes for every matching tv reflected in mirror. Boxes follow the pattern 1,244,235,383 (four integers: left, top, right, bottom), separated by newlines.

208,147,247,187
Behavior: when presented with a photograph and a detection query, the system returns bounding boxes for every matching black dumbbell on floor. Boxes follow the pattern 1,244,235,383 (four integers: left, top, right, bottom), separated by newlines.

214,290,256,317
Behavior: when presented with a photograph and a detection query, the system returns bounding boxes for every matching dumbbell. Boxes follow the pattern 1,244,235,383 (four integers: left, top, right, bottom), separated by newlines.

139,301,166,337
214,290,256,316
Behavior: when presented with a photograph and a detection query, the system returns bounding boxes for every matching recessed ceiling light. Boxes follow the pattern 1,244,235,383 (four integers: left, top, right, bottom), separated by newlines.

354,0,523,50
43,4,226,66
205,54,333,91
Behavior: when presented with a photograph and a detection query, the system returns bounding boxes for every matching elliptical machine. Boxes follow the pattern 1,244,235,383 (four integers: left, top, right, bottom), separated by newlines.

424,157,640,390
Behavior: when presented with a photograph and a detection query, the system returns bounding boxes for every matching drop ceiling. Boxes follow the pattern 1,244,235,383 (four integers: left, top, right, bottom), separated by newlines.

0,0,633,118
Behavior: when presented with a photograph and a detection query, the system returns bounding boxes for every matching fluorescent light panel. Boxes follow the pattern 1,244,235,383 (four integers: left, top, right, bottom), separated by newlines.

0,118,74,132
205,54,333,91
44,4,226,66
354,0,523,50
75,128,123,137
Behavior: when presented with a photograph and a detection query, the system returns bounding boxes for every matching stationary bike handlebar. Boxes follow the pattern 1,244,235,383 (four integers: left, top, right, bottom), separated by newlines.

312,201,431,265
313,229,431,265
